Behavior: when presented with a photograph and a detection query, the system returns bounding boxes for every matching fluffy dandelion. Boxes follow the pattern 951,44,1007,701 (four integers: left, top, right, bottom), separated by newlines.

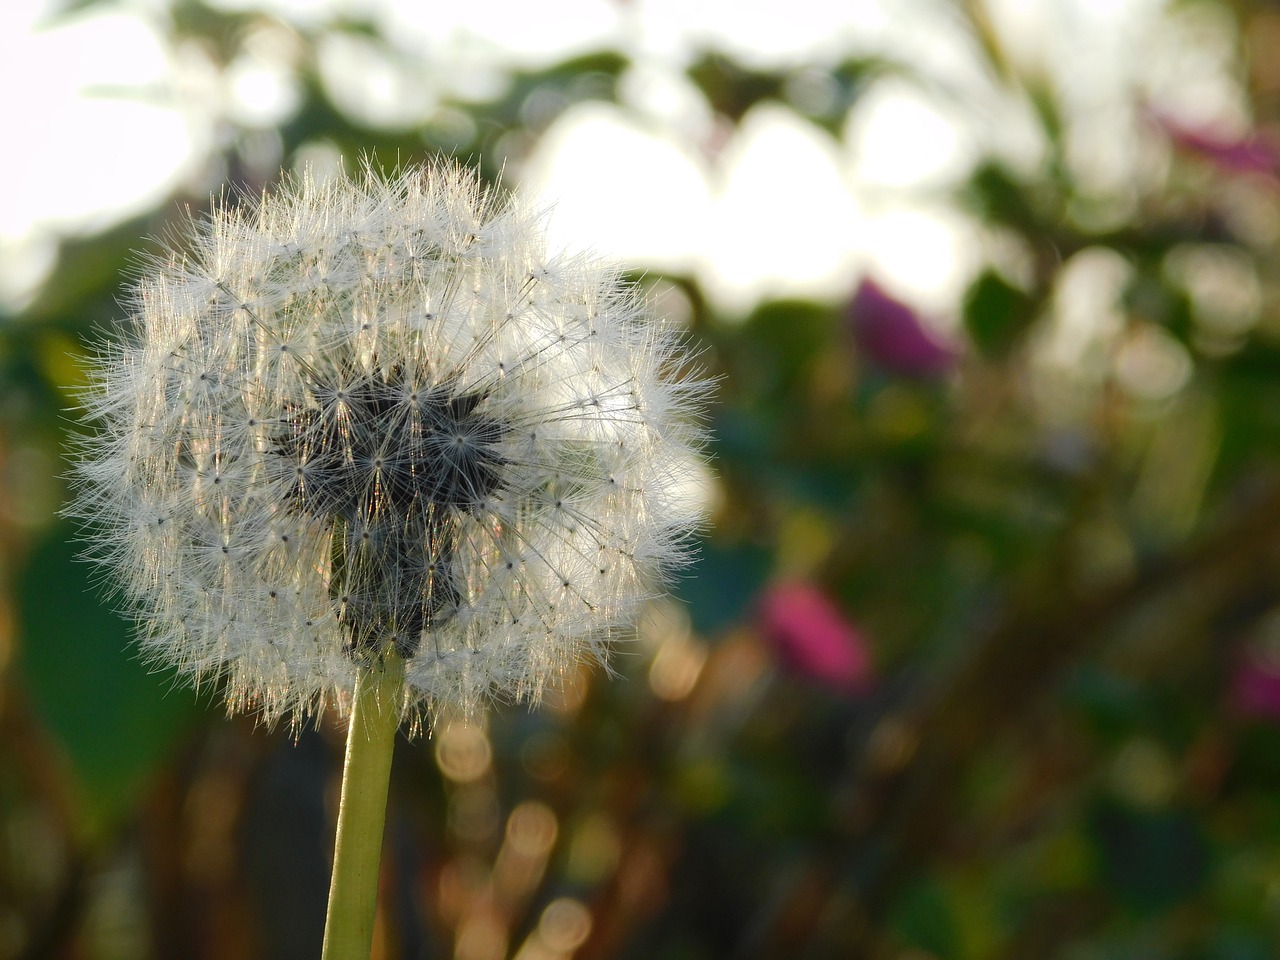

72,160,709,958
72,161,709,727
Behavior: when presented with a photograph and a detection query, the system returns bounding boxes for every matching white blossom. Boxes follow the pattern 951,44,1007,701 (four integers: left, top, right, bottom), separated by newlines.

71,161,710,725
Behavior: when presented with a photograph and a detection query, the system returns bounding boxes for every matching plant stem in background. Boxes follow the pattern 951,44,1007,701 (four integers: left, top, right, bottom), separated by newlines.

321,652,405,960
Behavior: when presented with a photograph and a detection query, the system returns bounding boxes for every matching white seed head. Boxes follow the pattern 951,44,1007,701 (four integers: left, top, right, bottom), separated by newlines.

70,161,711,727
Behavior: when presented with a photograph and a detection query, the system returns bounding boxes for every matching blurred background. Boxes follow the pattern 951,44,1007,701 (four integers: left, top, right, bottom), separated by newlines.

6,0,1280,957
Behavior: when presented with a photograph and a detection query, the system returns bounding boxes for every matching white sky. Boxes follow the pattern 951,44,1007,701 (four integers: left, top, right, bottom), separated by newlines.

0,0,1245,318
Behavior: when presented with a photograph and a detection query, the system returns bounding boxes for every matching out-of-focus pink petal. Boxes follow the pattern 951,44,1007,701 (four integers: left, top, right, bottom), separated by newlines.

1151,110,1278,176
847,280,958,379
1231,652,1280,720
758,582,873,694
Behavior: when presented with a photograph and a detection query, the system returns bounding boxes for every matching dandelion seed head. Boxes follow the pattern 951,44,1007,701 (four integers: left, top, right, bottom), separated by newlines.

71,161,711,727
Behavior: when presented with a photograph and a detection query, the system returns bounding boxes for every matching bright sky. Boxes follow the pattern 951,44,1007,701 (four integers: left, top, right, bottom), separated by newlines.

0,0,1245,319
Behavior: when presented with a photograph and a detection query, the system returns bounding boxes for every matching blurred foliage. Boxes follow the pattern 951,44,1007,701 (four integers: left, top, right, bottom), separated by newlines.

10,1,1280,959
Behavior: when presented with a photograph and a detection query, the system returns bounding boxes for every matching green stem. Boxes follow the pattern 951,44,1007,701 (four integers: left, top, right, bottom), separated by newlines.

321,651,405,960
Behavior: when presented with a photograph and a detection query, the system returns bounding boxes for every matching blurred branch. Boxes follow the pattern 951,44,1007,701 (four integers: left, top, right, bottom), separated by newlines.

956,0,1018,86
832,473,1280,948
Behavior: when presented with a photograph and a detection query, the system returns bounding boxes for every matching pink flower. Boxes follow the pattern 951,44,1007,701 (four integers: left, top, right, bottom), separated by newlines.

757,583,872,694
1230,651,1280,721
847,280,958,379
1151,110,1278,176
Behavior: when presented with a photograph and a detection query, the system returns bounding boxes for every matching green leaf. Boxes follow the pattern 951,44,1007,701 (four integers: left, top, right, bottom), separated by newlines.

1090,801,1209,914
686,54,787,122
17,523,204,836
962,269,1034,358
676,538,772,636
964,162,1045,234
891,876,958,956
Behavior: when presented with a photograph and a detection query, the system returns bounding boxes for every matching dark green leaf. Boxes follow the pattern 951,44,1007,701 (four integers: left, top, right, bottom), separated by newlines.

963,269,1035,358
17,524,204,834
676,538,772,636
1090,802,1209,914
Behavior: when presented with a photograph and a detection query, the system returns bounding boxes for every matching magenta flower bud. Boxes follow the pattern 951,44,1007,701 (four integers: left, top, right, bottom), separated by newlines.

847,279,958,379
1230,652,1280,721
1151,110,1278,176
758,582,872,694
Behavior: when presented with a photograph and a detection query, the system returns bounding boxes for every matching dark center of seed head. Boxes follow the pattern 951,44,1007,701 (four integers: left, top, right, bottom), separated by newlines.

273,365,507,656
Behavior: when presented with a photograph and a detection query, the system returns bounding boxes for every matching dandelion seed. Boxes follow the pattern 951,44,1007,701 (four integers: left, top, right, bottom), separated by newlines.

71,160,711,727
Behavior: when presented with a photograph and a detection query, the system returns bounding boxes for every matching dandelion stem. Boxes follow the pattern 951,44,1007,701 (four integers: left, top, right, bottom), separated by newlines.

322,651,405,960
